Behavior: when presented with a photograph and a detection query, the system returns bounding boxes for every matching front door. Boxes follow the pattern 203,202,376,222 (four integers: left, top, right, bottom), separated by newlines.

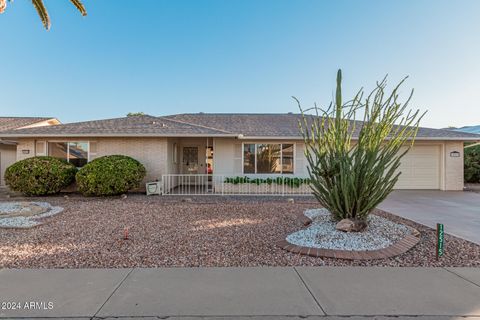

182,146,199,174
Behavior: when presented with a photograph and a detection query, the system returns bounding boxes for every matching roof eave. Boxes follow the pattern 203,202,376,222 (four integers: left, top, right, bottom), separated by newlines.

237,135,480,141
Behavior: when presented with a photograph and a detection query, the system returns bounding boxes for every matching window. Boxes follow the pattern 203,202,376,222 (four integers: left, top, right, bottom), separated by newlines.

68,142,88,167
243,143,294,174
48,141,89,167
256,144,281,173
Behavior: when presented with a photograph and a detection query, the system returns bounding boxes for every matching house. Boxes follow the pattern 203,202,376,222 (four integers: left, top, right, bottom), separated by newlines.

0,117,60,186
0,113,478,193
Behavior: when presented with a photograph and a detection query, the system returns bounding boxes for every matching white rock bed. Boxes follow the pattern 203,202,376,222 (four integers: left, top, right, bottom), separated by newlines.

286,208,412,251
0,202,63,228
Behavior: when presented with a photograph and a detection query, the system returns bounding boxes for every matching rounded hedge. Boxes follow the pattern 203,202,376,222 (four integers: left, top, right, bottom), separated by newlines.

76,155,146,196
5,156,77,196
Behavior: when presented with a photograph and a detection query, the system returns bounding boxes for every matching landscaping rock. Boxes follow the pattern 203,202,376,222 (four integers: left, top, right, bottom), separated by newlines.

0,202,63,228
0,196,479,268
288,209,412,251
336,218,367,232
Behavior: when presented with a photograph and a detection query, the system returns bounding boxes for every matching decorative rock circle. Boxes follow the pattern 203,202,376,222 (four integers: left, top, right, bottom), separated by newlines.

279,208,420,260
0,202,64,228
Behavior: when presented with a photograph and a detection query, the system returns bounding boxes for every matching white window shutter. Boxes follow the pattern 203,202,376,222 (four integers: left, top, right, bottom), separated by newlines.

35,141,46,156
233,143,242,174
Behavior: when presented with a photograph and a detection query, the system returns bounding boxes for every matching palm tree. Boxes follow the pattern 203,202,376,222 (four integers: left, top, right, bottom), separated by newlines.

0,0,87,30
0,0,6,14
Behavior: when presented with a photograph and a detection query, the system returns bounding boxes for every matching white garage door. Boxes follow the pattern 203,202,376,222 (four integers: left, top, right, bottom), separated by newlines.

395,145,441,189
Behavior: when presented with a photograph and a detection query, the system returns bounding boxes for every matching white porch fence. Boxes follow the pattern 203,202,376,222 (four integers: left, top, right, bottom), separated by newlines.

161,174,312,196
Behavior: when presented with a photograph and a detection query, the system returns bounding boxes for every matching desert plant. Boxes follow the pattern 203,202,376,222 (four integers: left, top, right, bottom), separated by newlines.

76,155,146,196
465,144,480,183
297,69,424,224
5,156,77,196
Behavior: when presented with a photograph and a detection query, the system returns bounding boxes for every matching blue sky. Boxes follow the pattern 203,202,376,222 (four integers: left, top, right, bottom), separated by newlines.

1,0,479,128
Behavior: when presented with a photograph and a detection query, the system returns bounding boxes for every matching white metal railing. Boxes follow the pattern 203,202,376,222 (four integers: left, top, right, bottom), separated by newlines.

161,174,312,196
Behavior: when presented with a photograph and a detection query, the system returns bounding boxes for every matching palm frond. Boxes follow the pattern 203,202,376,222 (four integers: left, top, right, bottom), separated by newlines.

69,0,87,16
32,0,51,30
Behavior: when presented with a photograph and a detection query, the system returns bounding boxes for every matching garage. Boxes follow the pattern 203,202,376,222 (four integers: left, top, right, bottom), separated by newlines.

395,145,441,190
0,144,17,186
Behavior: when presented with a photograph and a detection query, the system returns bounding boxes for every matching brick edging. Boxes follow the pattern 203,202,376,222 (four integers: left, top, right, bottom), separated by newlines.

280,214,420,260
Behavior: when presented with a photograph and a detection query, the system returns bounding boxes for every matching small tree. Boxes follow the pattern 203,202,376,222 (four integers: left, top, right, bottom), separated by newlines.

465,144,480,183
127,112,146,117
297,70,424,228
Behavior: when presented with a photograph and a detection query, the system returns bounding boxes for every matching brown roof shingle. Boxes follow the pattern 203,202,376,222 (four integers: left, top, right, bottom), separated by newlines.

0,115,235,137
0,117,57,132
1,113,479,140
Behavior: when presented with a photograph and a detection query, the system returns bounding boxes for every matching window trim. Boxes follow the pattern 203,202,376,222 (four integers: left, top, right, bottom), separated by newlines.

242,142,295,174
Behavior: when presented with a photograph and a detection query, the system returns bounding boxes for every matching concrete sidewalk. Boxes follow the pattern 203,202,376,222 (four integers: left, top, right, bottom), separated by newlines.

0,267,479,319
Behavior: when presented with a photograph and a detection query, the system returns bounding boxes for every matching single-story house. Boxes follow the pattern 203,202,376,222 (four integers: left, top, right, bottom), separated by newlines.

0,113,479,193
0,117,60,186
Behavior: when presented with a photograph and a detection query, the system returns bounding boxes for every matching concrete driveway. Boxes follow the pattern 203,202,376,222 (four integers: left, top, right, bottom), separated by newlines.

379,190,480,245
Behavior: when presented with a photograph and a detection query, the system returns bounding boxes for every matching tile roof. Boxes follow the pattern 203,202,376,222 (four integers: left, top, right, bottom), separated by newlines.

0,117,57,132
0,113,479,140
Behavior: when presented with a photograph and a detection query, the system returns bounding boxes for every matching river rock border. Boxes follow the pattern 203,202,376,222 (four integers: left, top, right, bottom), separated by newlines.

278,211,420,260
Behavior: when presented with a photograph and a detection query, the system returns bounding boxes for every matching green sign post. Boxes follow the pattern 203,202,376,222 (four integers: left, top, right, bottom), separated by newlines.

436,223,444,259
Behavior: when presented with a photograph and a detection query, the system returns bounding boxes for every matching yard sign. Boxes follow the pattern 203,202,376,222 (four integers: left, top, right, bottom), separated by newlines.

436,223,444,259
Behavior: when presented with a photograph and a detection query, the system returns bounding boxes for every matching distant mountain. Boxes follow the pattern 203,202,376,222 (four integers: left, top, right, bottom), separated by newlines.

452,125,480,134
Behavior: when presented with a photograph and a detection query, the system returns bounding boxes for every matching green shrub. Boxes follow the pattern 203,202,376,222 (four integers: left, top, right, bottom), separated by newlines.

5,156,77,196
223,176,310,188
465,144,480,183
76,155,146,196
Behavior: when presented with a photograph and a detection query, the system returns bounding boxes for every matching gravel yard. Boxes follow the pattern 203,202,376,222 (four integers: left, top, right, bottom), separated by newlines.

0,195,479,268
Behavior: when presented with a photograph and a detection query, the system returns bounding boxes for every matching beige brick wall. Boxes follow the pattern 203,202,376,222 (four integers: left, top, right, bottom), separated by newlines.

444,141,464,191
94,138,168,183
16,139,36,161
14,137,168,185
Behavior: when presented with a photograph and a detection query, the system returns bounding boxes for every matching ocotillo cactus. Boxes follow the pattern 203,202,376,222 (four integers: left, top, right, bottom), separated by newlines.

296,69,425,223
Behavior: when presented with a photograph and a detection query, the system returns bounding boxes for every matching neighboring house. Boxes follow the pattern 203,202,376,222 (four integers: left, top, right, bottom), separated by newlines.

0,117,60,186
0,113,479,192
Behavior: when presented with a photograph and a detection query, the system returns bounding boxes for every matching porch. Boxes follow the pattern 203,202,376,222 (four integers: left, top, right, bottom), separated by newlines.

161,137,310,196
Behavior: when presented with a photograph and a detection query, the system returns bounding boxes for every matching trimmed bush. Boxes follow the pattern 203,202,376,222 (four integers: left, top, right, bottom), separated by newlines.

76,155,146,196
5,156,77,196
224,176,311,188
465,144,480,183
